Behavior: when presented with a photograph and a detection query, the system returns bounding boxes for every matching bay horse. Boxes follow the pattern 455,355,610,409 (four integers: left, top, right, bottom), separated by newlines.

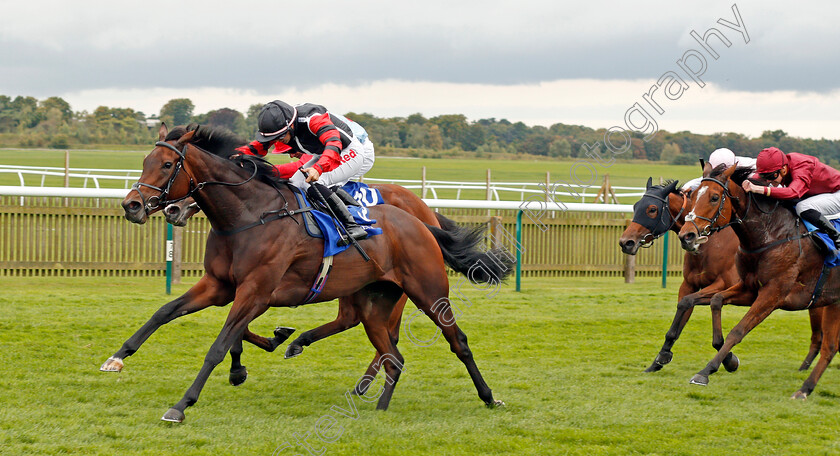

619,178,823,373
679,164,840,399
113,124,510,422
161,183,450,392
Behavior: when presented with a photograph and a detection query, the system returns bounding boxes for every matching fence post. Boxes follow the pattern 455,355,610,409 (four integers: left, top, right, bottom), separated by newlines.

623,220,635,283
486,169,492,217
421,166,427,199
64,150,70,207
489,216,502,250
172,226,183,284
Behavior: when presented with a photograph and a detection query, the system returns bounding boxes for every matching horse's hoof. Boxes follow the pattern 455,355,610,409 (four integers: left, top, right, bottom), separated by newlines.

722,352,740,373
99,357,124,372
799,359,814,372
486,399,505,408
689,374,709,386
791,391,808,400
285,343,303,359
161,408,185,423
229,366,248,386
644,351,672,372
273,327,296,343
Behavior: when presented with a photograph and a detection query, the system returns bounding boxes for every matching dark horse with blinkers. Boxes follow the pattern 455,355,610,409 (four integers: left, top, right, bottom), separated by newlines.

619,176,824,373
110,124,510,422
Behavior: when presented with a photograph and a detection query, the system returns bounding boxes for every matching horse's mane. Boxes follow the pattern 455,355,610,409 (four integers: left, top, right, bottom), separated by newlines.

652,179,680,194
709,165,754,186
166,124,288,187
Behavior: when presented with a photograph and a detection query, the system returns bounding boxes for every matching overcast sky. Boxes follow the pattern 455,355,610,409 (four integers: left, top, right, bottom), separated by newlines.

2,0,840,139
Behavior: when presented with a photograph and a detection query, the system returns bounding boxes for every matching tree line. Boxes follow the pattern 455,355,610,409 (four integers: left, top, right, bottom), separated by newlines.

2,94,839,165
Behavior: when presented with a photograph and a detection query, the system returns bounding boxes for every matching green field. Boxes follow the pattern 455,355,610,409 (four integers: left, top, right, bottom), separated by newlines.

0,148,700,201
1,275,837,455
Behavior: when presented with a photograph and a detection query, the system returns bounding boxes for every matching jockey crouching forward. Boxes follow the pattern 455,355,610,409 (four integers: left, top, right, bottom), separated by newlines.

742,146,840,246
235,100,368,245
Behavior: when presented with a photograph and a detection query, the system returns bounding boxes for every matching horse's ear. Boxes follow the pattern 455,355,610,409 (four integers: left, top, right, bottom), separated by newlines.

666,180,680,193
702,161,713,177
646,177,653,189
158,122,168,141
699,158,705,171
176,130,196,145
722,164,738,180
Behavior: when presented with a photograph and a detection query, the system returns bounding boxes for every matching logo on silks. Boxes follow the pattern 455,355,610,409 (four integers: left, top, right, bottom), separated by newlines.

342,181,383,207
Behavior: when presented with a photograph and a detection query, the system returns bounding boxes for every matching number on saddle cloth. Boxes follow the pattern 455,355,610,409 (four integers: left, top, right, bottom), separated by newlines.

341,181,383,207
291,185,383,258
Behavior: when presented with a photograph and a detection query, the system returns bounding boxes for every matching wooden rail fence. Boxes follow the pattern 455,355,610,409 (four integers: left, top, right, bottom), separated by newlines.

0,197,684,279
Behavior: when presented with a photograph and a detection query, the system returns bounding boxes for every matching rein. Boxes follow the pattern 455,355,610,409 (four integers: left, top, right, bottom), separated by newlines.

694,176,808,255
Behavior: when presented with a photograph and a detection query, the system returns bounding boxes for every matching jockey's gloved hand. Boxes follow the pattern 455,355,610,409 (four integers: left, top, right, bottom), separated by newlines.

233,144,261,156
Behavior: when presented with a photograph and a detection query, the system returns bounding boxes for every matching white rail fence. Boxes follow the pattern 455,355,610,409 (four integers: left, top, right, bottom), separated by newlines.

0,165,646,202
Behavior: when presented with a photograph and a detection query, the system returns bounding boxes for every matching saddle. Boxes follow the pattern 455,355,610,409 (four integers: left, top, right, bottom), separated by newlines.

287,185,382,258
801,216,840,267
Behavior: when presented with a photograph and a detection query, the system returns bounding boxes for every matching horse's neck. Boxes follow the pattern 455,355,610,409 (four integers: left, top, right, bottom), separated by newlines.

730,190,795,252
187,153,296,232
668,193,685,233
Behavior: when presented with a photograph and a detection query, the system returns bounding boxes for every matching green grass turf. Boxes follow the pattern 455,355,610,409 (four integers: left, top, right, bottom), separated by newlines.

0,148,699,202
1,275,838,455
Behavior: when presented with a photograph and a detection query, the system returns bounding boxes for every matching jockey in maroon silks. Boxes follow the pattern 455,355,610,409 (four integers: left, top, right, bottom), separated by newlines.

234,100,368,245
741,146,840,245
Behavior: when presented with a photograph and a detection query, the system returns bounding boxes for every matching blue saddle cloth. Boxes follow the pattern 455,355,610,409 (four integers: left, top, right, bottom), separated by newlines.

802,218,840,267
341,181,384,207
289,186,383,257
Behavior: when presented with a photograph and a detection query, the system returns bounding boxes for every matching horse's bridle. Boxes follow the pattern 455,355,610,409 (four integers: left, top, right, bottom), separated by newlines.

129,140,260,214
685,177,745,238
129,141,192,213
635,190,687,248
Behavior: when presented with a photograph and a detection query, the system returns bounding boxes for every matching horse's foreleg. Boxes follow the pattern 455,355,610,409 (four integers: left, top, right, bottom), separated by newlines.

690,291,776,386
162,297,268,423
800,307,824,371
709,281,756,373
285,298,360,359
646,281,709,373
101,275,233,372
794,304,840,399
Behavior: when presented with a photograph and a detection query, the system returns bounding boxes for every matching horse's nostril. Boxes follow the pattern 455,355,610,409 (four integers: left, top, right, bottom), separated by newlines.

165,206,180,215
126,201,141,212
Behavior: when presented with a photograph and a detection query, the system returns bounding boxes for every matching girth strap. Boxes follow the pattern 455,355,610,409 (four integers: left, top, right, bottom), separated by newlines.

302,255,334,305
211,207,313,236
807,264,830,309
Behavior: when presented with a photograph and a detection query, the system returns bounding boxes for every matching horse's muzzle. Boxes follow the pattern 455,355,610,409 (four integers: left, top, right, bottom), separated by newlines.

122,198,148,224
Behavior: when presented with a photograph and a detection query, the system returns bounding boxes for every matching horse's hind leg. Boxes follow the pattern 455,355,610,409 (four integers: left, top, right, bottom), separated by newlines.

228,326,296,386
793,304,840,399
285,297,361,359
800,307,824,371
402,275,501,408
354,294,408,396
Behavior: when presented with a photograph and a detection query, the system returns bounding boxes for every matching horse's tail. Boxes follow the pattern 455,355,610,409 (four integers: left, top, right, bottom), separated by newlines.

425,216,514,284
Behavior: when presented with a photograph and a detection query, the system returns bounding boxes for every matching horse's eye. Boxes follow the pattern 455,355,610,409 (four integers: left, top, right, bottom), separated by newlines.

164,162,173,169
646,205,657,217
710,194,719,202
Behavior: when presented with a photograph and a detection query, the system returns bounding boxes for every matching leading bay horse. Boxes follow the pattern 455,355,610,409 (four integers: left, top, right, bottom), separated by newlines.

115,124,510,422
679,165,840,399
161,182,452,391
619,177,823,373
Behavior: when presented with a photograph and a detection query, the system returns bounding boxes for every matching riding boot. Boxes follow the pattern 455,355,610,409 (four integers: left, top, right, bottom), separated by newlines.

325,192,368,246
332,186,362,207
800,209,840,249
